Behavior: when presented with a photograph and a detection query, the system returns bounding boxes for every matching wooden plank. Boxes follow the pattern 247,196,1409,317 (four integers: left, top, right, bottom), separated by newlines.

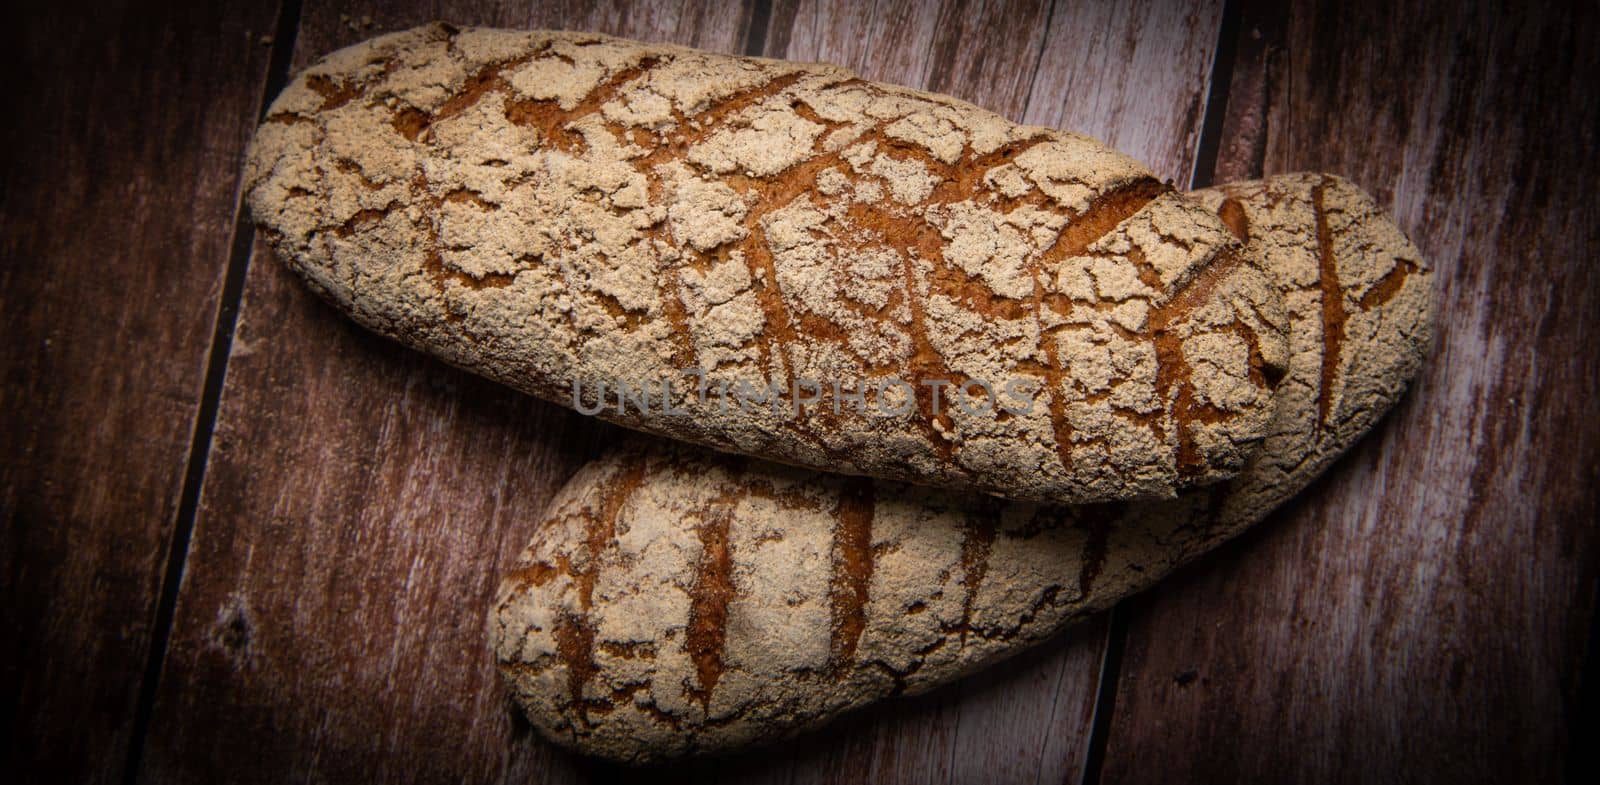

768,0,1047,120
1099,1,1600,783
132,3,756,784
1023,0,1227,185
0,3,283,784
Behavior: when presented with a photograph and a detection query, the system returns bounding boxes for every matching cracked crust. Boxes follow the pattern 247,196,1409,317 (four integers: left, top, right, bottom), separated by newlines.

490,174,1434,763
243,23,1286,504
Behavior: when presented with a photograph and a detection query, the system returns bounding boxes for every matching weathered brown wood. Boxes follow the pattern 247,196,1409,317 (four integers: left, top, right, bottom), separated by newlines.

134,3,755,784
1099,1,1600,783
0,3,282,784
770,0,1051,119
1024,0,1226,185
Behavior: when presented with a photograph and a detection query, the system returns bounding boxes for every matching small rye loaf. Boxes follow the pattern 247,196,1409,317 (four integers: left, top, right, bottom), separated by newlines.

491,174,1434,763
243,23,1287,505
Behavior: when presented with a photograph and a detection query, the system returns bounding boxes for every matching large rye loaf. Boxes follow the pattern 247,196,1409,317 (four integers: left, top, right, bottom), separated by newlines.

243,23,1287,504
490,174,1435,763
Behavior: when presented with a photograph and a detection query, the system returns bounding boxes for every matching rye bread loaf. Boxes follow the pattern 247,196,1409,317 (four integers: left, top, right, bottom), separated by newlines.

490,174,1434,762
243,23,1287,504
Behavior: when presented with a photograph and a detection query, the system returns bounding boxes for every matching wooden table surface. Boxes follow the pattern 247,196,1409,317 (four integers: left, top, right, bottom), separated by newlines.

4,0,1596,783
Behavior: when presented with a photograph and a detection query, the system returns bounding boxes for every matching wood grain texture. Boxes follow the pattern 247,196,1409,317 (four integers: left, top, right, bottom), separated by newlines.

135,3,750,785
0,3,281,783
1099,1,1600,783
771,0,1053,121
1023,0,1226,185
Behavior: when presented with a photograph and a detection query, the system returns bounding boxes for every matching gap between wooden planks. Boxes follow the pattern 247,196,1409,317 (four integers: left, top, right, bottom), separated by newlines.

1097,1,1600,783
0,3,284,785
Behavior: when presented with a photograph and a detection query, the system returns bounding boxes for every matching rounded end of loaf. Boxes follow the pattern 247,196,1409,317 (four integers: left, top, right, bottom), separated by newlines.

1187,172,1435,530
489,447,869,765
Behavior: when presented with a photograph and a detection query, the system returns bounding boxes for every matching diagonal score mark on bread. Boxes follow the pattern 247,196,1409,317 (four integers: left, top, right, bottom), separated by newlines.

243,23,1287,506
490,174,1434,763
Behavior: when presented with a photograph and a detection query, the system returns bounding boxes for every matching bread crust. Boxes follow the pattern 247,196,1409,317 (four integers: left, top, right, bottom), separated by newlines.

491,174,1434,762
244,23,1286,504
